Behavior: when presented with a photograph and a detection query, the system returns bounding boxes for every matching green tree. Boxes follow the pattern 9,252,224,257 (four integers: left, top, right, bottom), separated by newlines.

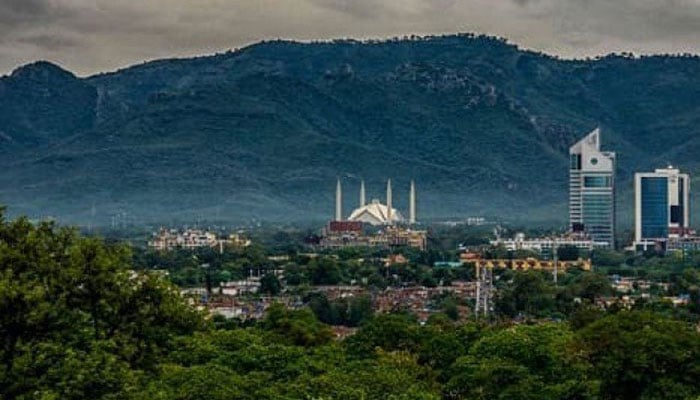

308,257,342,285
576,272,612,302
577,311,700,400
495,271,555,318
0,210,203,399
260,273,282,295
263,303,333,347
446,323,597,399
556,245,581,261
345,313,421,358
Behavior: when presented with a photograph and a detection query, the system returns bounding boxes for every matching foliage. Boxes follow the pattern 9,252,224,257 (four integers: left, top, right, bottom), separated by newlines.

495,270,556,318
259,273,281,295
577,311,700,400
306,292,374,327
2,212,700,399
445,323,597,399
0,210,204,399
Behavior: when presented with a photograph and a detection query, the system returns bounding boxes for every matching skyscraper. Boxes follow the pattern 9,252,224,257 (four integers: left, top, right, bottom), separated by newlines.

569,128,616,247
634,167,690,245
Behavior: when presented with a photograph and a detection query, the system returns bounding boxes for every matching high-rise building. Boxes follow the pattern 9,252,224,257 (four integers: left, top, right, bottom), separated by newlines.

634,167,690,244
569,128,616,247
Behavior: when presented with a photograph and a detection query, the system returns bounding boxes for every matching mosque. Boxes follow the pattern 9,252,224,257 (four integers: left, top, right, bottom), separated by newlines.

334,178,416,226
320,178,427,251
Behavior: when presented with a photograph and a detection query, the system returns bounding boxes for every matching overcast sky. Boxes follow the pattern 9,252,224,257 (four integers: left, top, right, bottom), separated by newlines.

2,0,699,76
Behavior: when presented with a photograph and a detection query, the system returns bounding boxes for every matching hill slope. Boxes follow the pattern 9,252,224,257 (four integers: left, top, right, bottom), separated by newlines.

1,35,699,226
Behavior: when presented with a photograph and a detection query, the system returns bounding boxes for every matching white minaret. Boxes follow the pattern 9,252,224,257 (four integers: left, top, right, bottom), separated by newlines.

360,179,366,207
409,180,416,225
335,178,342,221
386,178,393,225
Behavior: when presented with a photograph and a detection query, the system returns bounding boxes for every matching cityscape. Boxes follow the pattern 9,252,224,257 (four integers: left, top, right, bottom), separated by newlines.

137,127,697,321
1,2,700,399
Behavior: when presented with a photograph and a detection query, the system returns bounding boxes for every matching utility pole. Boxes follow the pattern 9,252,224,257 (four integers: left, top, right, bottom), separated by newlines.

474,263,480,318
475,263,493,318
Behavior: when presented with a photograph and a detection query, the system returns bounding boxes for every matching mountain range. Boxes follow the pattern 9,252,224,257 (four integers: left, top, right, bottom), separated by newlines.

1,34,699,227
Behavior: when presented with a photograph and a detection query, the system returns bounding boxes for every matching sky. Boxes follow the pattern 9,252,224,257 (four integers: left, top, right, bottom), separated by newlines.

1,0,699,76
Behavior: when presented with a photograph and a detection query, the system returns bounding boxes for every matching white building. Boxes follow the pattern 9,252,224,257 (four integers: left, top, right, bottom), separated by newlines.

569,128,616,248
348,199,404,225
149,228,218,250
148,228,250,251
491,233,605,260
336,178,417,226
634,166,691,248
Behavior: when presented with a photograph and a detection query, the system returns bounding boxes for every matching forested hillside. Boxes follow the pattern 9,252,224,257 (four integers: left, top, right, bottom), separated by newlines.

1,34,699,225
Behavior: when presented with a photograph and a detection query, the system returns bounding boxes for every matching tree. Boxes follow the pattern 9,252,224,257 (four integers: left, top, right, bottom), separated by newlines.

576,272,612,302
141,364,244,400
260,273,282,295
345,314,421,358
309,257,342,285
347,295,373,327
591,249,625,267
0,210,204,399
446,323,597,399
556,245,580,261
263,303,333,347
577,311,700,400
495,271,555,318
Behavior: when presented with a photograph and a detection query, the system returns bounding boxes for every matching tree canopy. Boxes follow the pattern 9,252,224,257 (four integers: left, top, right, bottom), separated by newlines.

1,210,699,399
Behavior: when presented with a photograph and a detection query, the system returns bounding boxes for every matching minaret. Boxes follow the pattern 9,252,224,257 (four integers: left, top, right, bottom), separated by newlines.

360,180,366,207
335,178,342,221
409,180,416,225
386,179,393,225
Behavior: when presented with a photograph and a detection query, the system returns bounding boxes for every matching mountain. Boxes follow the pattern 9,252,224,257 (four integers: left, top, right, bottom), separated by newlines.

1,34,699,227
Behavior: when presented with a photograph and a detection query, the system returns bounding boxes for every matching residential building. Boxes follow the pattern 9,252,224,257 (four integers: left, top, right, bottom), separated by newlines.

148,228,250,251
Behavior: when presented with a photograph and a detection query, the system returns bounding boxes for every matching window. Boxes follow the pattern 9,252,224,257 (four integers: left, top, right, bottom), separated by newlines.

584,176,611,188
570,154,581,170
670,205,681,224
641,177,668,239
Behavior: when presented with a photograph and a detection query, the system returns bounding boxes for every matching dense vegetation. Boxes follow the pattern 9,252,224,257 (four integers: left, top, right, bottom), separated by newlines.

1,34,700,224
2,211,700,399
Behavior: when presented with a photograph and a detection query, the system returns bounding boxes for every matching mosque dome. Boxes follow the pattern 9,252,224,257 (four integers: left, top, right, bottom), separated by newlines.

348,199,404,226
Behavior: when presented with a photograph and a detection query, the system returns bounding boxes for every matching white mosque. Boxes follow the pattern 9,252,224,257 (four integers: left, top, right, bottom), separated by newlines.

334,178,416,226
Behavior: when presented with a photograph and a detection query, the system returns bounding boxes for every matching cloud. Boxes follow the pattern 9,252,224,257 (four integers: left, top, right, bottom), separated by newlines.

0,0,698,76
0,0,51,22
16,33,79,50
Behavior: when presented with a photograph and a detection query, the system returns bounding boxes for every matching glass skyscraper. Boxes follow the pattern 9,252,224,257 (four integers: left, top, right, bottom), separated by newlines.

634,167,690,244
569,128,616,248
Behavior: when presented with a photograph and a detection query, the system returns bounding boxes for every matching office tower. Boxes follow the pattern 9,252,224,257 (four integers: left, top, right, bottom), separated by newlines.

569,128,616,247
634,167,690,243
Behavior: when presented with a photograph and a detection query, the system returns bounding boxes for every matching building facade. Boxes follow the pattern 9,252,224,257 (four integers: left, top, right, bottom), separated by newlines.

634,167,690,245
490,233,606,260
569,128,616,248
148,228,250,251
